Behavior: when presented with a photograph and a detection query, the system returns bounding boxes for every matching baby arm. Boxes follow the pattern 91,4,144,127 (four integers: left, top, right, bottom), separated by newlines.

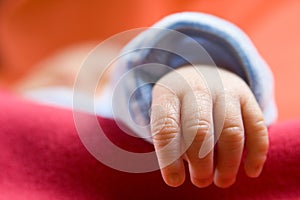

150,65,269,188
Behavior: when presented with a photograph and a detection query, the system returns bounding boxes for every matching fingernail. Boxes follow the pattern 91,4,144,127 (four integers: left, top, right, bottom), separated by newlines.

215,177,235,188
193,178,212,188
167,173,181,187
249,166,263,178
220,178,235,187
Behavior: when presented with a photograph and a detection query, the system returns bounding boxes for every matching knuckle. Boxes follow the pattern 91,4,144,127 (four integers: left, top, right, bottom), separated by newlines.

151,116,180,147
162,116,181,133
195,126,212,144
183,119,212,146
248,120,269,153
253,120,268,135
196,120,211,135
194,119,211,132
190,120,211,137
150,103,179,134
150,115,166,134
220,125,244,144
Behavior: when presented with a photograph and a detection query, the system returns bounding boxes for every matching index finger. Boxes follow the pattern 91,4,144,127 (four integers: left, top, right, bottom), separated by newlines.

150,84,185,187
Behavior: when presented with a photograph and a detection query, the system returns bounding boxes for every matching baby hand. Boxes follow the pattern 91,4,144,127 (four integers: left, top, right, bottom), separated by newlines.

150,65,269,188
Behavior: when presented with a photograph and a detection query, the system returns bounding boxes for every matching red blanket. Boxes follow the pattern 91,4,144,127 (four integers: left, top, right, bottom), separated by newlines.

0,90,299,199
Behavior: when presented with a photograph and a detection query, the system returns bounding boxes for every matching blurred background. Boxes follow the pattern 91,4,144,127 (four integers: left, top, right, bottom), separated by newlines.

0,0,299,121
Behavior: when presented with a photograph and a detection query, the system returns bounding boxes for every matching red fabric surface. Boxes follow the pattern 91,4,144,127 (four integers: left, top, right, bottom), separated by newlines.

0,90,299,199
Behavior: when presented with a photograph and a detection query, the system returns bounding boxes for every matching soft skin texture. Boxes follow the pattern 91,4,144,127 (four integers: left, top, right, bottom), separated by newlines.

151,65,269,188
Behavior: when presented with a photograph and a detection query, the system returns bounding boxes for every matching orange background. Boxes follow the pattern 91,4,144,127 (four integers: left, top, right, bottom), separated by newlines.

0,0,299,121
